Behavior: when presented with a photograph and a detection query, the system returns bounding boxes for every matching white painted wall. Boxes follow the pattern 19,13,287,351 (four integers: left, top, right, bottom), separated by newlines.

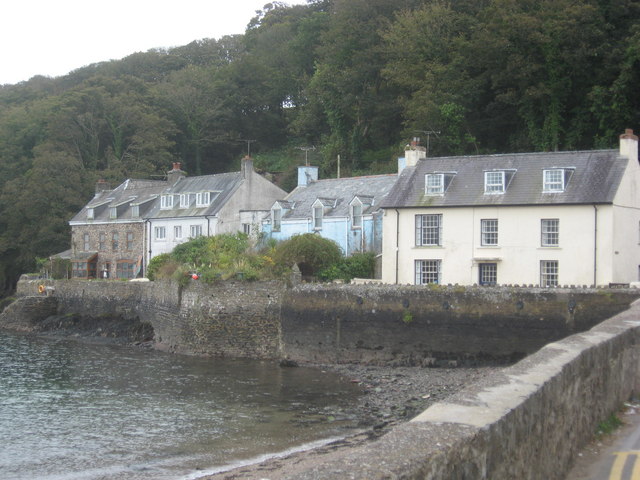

381,203,632,286
149,217,218,258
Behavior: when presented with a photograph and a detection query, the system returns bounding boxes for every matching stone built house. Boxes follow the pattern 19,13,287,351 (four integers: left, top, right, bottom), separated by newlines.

381,129,640,287
69,158,286,279
147,157,286,259
69,179,166,279
262,165,397,260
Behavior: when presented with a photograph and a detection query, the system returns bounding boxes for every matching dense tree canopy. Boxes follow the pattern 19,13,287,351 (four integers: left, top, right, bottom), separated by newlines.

0,0,639,294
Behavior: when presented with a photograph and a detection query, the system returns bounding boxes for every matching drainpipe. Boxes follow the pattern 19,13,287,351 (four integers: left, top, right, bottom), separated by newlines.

345,217,349,256
395,209,400,284
593,204,598,286
145,219,151,272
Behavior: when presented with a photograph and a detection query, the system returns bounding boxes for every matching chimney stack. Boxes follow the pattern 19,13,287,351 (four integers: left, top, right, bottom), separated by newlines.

398,138,427,174
167,162,185,185
95,179,110,194
620,128,638,164
297,165,319,186
241,155,254,179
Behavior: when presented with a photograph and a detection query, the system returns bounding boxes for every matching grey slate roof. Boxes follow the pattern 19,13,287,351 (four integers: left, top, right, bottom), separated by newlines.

146,172,244,219
280,174,397,220
382,149,627,208
71,179,166,223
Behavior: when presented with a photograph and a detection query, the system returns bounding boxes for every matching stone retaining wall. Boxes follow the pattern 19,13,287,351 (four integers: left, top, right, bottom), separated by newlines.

280,283,638,365
14,279,640,363
274,300,640,479
15,278,285,358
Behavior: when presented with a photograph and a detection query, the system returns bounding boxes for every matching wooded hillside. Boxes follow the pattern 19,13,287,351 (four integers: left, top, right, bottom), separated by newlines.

1,0,638,293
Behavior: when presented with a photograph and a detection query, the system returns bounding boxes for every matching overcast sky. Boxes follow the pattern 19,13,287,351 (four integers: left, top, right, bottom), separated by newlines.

1,0,307,85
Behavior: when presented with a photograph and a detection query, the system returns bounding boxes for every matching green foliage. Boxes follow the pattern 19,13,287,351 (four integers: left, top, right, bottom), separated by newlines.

146,253,173,281
149,233,278,284
596,413,623,437
318,252,376,282
273,233,342,277
1,0,638,292
50,258,71,280
402,310,414,324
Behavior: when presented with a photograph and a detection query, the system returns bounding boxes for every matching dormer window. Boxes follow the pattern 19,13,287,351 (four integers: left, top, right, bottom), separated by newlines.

196,192,210,207
543,168,573,192
180,194,190,208
351,201,363,229
312,201,324,230
425,172,456,195
131,205,140,218
484,171,505,194
272,207,282,232
87,208,94,220
160,194,173,209
426,174,444,195
109,207,117,219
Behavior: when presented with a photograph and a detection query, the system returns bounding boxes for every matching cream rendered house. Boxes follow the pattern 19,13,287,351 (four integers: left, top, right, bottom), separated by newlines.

381,130,640,287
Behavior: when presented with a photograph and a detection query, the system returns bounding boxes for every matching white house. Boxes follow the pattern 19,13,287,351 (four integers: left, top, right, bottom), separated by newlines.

146,158,287,262
381,129,640,287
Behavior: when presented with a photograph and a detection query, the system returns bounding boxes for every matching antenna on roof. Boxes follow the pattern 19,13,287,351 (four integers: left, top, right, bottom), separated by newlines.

240,139,256,157
415,130,440,156
296,145,315,166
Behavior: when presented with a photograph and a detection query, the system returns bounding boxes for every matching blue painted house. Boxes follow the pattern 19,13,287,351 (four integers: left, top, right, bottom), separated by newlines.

263,166,397,256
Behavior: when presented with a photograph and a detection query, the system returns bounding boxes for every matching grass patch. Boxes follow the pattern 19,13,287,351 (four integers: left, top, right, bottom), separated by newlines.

596,413,623,437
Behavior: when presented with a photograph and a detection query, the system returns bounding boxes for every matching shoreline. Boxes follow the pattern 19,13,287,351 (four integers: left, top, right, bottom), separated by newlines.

192,361,503,480
0,321,504,479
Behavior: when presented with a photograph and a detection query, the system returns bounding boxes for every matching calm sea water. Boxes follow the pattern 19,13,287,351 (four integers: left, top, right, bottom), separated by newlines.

0,331,362,480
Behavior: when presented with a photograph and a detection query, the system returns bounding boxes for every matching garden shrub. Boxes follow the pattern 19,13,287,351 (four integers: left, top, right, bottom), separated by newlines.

273,233,342,277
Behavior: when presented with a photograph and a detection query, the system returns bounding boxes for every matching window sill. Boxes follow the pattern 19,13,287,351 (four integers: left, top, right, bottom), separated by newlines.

414,245,443,248
478,245,500,249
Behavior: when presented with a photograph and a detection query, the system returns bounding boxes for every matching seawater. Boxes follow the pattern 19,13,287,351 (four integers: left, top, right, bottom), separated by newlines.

0,331,362,480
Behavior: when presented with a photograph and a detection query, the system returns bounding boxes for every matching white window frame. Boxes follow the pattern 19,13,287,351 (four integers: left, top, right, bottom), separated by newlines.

160,195,174,209
190,224,203,238
541,219,559,247
272,207,282,232
425,173,444,195
479,263,497,286
543,169,565,192
179,194,190,208
109,207,117,219
415,259,442,285
351,201,363,229
313,203,323,230
484,171,505,194
540,260,559,287
415,214,442,246
87,208,94,220
481,219,498,246
196,192,210,207
154,226,166,240
83,233,90,251
131,205,139,218
174,225,182,239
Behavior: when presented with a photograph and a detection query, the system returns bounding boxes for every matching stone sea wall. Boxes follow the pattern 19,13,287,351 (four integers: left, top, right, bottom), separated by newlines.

11,279,640,363
279,283,638,365
269,300,640,479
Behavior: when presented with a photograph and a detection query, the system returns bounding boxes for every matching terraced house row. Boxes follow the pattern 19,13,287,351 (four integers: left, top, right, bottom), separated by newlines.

63,129,640,286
